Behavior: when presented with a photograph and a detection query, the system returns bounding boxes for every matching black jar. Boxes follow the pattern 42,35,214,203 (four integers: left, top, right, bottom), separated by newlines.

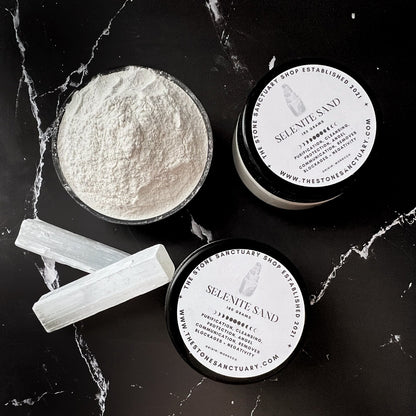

233,60,378,209
165,239,307,383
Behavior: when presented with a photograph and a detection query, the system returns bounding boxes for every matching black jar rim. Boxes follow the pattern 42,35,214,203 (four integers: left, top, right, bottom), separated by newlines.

237,58,381,204
165,238,308,384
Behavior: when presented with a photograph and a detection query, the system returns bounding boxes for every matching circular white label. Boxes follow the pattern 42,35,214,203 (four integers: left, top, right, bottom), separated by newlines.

177,249,305,379
251,64,377,187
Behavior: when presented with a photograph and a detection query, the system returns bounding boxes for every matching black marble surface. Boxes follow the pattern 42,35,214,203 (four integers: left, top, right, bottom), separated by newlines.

1,1,415,415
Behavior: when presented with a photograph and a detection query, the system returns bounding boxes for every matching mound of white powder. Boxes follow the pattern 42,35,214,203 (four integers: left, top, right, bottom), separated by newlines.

57,66,210,221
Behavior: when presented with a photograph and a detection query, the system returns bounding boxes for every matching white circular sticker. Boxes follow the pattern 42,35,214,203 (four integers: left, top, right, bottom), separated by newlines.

177,249,305,379
251,64,377,187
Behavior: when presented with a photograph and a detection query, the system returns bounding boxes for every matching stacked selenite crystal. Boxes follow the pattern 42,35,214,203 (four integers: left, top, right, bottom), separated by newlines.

15,219,175,332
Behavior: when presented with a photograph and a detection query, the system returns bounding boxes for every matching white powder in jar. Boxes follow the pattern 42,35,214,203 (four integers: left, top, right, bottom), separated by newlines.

57,66,210,221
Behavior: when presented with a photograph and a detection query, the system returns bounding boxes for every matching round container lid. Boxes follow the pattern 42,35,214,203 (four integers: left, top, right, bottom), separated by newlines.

238,59,379,204
165,239,307,383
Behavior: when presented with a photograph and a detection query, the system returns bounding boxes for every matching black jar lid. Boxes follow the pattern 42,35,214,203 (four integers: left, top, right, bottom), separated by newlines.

237,59,380,204
165,239,307,384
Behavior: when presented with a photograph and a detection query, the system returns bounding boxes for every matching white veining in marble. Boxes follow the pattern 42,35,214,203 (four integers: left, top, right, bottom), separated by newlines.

41,0,133,115
268,56,276,70
380,334,414,359
169,391,180,400
204,0,252,80
35,257,60,291
205,0,222,23
190,214,213,243
400,282,413,298
15,73,24,116
8,0,134,413
178,377,206,408
168,377,206,416
4,390,65,407
301,348,312,358
0,226,12,237
8,1,55,219
74,324,110,416
250,394,262,416
310,207,416,305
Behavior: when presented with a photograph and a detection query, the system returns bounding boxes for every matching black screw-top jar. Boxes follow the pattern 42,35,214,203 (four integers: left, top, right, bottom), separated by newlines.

165,239,307,384
233,60,379,209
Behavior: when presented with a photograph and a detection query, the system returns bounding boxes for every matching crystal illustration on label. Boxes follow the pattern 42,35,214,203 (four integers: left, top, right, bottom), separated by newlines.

239,262,262,296
282,84,306,116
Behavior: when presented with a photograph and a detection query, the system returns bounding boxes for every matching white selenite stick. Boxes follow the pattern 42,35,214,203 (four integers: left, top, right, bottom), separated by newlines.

15,218,128,273
33,244,175,332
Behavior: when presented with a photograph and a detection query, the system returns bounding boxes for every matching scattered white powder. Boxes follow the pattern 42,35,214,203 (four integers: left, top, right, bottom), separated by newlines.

57,66,209,221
